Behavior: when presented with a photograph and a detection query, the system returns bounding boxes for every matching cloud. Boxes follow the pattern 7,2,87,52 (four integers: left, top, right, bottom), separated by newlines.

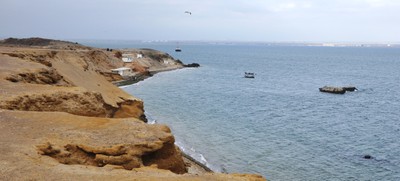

269,2,297,12
1,0,399,41
361,0,400,8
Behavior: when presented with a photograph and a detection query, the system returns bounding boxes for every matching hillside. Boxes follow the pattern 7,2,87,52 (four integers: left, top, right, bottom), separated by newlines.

0,38,265,180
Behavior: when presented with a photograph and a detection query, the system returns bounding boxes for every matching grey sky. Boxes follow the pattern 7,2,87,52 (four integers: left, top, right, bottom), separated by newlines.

1,0,399,42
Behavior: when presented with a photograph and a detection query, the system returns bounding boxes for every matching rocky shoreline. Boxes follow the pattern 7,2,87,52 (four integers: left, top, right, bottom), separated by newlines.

0,38,265,180
112,62,200,87
117,68,215,175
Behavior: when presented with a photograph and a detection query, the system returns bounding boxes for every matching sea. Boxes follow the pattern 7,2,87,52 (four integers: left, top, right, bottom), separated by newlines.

82,40,400,180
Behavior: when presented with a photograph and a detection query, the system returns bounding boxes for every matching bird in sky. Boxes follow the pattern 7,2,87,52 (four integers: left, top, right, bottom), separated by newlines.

184,11,192,15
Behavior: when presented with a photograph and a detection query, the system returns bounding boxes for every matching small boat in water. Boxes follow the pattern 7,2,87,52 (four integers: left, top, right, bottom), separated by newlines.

244,72,255,78
175,42,182,52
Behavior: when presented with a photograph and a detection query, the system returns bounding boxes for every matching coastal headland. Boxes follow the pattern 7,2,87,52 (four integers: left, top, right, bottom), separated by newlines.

0,38,265,180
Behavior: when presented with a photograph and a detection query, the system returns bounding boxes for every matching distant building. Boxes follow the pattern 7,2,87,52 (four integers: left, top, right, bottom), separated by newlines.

111,67,132,76
122,53,143,63
122,54,133,63
322,43,335,47
163,60,174,65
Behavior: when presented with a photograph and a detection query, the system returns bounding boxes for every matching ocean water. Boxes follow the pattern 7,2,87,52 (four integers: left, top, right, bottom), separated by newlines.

84,41,400,180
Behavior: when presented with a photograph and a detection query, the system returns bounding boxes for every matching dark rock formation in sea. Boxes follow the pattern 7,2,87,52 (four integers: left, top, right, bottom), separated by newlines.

319,86,346,94
343,86,358,92
184,63,200,67
364,155,373,159
319,86,358,94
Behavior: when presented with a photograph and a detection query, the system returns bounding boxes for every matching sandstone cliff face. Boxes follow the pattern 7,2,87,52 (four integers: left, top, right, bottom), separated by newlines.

0,46,146,121
0,39,265,181
0,110,189,178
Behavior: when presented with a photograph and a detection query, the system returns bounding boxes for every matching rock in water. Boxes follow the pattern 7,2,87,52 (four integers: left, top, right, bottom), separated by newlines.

319,86,346,94
343,86,357,92
184,63,200,67
364,155,373,159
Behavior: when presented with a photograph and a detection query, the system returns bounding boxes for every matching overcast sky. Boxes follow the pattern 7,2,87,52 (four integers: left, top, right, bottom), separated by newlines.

1,0,399,42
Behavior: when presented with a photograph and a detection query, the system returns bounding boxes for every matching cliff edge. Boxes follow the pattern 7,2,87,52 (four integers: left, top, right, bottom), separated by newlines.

0,38,265,180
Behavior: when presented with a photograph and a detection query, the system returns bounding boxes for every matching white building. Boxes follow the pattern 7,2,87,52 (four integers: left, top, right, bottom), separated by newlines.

122,54,133,63
122,53,143,63
111,67,133,76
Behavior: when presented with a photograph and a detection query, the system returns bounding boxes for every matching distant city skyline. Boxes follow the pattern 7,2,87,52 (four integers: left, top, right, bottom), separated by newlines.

1,0,399,42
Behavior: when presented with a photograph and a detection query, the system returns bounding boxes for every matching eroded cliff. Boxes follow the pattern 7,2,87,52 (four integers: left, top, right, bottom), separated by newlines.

0,38,265,181
0,45,146,120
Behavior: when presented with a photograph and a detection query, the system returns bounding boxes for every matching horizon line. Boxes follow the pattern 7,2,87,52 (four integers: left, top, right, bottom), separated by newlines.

1,36,400,45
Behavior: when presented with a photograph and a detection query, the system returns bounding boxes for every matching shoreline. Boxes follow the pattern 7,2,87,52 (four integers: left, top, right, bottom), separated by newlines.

117,66,215,174
182,152,213,174
113,66,184,86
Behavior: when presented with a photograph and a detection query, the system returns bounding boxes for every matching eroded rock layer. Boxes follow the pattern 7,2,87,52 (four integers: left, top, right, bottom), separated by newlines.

0,111,187,176
0,45,146,121
0,39,265,181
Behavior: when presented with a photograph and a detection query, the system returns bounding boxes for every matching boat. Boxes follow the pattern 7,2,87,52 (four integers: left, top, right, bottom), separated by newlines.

175,42,182,52
244,72,255,78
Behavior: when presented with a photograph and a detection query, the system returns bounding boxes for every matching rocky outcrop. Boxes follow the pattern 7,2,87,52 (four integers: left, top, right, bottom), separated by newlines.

319,86,346,94
184,63,200,67
364,155,373,159
99,71,124,82
5,68,71,86
32,113,186,173
0,91,113,117
0,111,186,174
343,86,358,92
319,86,357,94
3,51,55,67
